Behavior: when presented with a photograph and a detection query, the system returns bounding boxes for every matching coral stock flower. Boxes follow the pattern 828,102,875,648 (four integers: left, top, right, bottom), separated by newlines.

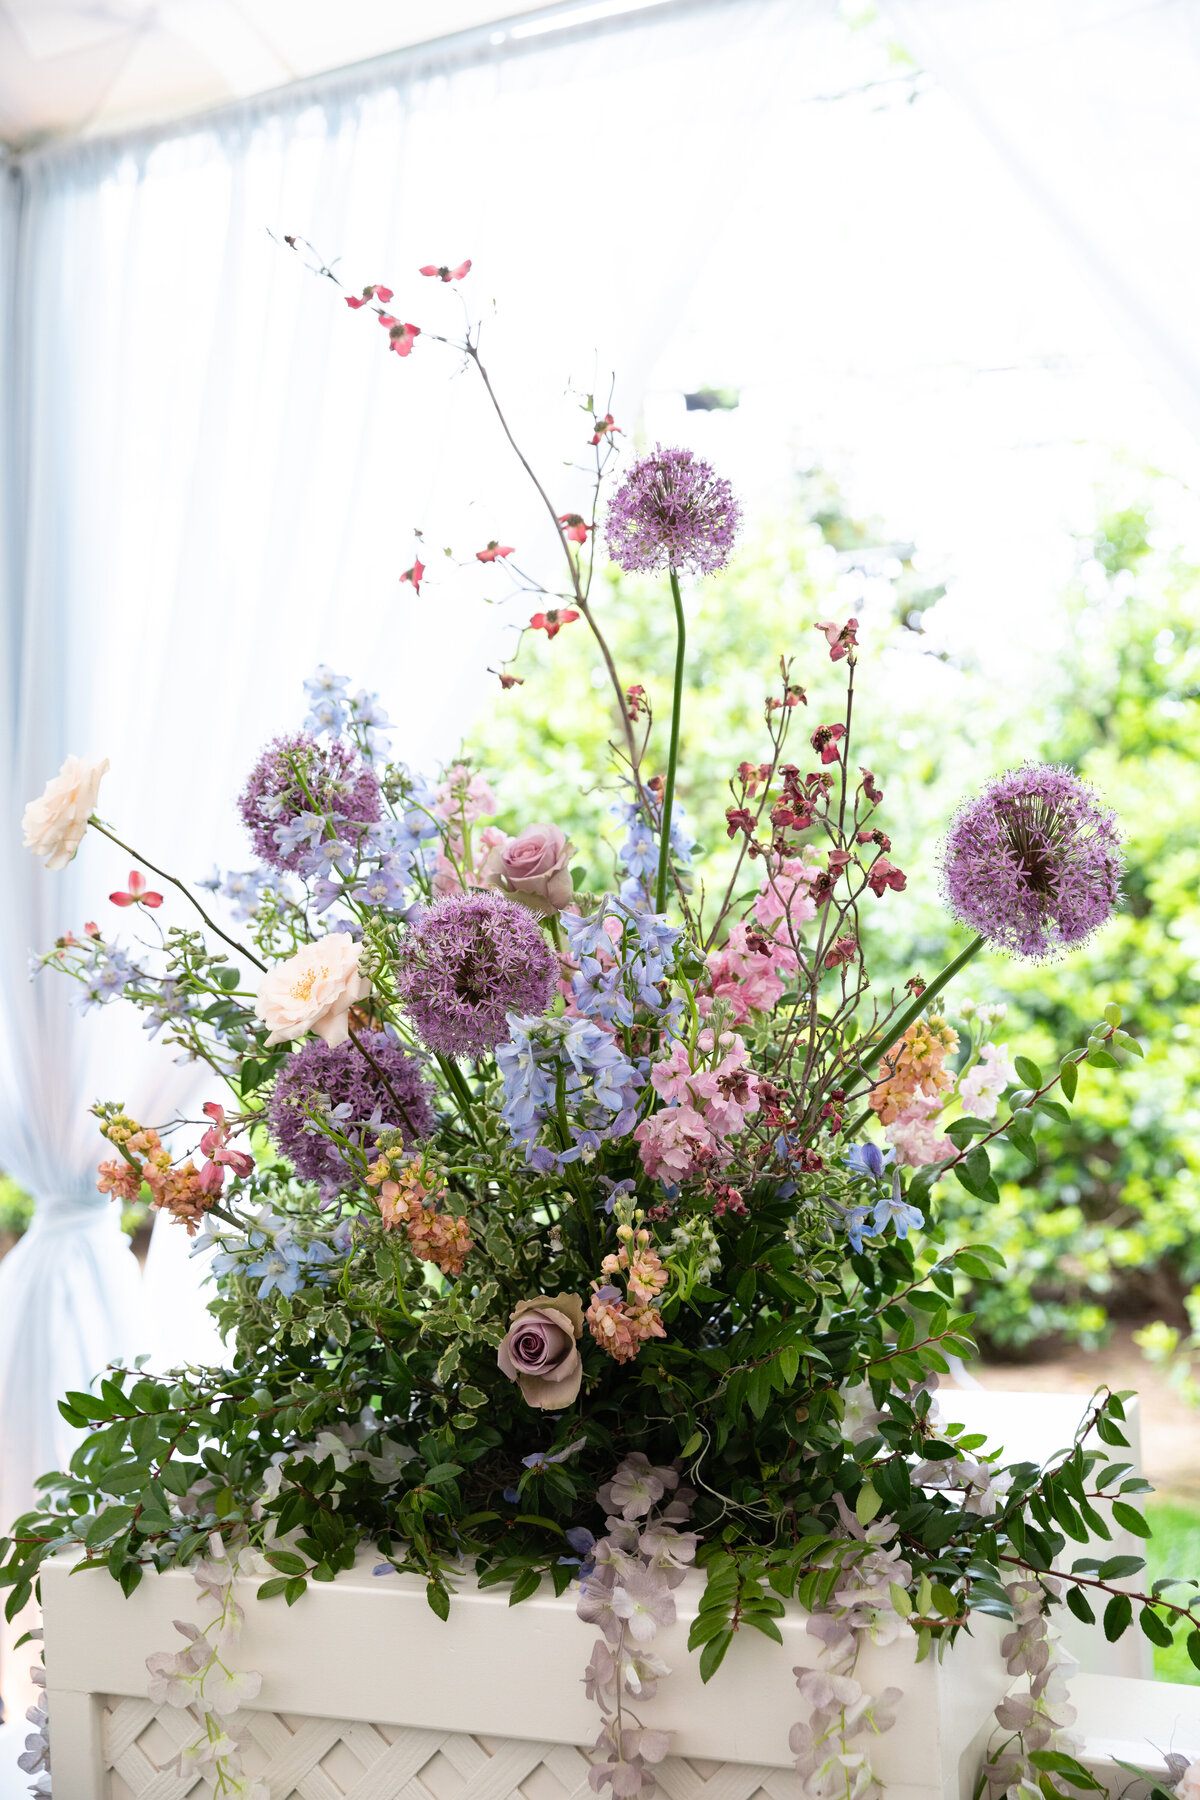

345,283,393,308
400,559,425,593
529,608,579,640
557,513,591,545
476,541,515,563
419,260,472,281
109,869,163,909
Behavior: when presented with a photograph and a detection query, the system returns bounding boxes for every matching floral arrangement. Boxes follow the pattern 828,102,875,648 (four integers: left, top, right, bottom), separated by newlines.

6,249,1198,1800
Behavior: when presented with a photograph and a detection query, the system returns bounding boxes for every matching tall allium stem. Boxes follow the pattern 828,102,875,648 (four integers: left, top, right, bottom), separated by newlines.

842,934,986,1138
88,818,266,972
655,566,687,915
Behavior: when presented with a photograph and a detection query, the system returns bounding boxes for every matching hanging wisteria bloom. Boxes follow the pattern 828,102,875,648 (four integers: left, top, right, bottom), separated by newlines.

605,446,741,577
267,1033,434,1191
396,891,556,1057
238,732,381,873
939,763,1123,959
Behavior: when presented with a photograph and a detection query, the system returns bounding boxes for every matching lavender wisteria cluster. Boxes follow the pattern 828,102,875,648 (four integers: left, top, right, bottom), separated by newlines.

8,251,1199,1800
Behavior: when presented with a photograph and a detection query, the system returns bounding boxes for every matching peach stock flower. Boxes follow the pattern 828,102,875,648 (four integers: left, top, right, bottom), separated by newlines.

22,754,109,870
254,935,370,1048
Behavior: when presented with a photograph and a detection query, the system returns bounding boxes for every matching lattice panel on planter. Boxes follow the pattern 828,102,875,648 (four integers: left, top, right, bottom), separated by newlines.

101,1697,804,1800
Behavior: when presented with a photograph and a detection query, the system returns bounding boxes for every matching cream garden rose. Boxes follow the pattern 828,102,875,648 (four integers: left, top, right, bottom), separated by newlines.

254,935,371,1048
22,754,110,871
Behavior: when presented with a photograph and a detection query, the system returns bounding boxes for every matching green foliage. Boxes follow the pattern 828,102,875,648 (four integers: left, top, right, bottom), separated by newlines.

471,479,1200,1352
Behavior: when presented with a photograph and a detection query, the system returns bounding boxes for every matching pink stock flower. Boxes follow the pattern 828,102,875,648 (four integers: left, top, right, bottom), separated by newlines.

754,851,821,933
649,1031,760,1138
419,259,472,282
704,920,796,1023
633,1104,715,1181
886,1091,951,1167
109,869,163,909
198,1102,254,1187
435,765,498,827
958,1042,1016,1120
476,541,514,563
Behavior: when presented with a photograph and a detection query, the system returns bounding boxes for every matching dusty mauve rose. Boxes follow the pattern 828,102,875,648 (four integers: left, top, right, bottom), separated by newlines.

22,754,110,871
497,1293,585,1408
484,822,575,915
254,935,371,1049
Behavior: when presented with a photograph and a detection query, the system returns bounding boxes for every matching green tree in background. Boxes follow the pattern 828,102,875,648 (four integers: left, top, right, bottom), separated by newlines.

469,476,1200,1354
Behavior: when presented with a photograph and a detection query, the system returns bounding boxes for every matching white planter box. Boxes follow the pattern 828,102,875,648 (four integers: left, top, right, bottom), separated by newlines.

42,1550,1011,1800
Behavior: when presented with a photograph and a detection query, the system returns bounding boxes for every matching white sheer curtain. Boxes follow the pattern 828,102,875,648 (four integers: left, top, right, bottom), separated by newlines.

882,0,1200,441
0,0,811,1713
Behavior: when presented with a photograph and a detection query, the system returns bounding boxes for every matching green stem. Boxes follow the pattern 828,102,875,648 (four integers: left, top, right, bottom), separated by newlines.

654,565,687,915
843,934,986,1136
436,1054,483,1145
89,818,267,972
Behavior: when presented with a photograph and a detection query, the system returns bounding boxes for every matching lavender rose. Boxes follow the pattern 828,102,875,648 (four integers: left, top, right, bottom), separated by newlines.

497,1293,585,1408
484,823,575,916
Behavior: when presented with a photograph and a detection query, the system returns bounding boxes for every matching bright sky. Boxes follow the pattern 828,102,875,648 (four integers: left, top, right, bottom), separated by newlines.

640,17,1200,693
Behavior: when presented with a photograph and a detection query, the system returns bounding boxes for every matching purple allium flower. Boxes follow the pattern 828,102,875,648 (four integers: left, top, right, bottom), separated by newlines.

268,1031,434,1188
238,732,381,873
940,763,1123,959
396,891,556,1058
605,445,740,577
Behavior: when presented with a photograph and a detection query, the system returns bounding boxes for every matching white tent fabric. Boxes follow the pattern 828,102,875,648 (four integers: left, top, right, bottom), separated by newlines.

3,0,1200,1737
882,0,1200,443
0,0,806,1714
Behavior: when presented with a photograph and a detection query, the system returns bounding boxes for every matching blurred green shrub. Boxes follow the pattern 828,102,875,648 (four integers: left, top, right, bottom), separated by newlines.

469,473,1200,1355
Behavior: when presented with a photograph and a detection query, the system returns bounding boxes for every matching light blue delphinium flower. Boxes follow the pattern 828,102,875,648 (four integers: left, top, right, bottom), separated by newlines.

245,1231,338,1300
871,1169,923,1241
843,1205,875,1255
844,1142,895,1182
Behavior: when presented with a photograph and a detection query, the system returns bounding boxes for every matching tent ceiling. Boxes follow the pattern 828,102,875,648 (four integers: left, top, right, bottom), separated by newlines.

0,0,585,149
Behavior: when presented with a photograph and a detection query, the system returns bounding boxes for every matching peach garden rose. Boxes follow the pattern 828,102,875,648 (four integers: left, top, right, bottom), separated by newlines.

254,934,371,1048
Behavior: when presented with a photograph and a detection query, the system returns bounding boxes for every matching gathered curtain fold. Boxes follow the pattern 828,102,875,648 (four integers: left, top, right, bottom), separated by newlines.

0,0,804,1714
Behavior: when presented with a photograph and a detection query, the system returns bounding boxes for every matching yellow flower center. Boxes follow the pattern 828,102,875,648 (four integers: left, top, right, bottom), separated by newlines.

289,963,328,1003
